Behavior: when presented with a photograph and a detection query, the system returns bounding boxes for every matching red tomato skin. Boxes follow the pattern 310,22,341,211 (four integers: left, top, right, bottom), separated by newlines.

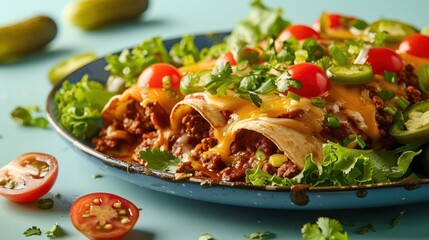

137,63,181,88
365,47,404,75
277,24,321,42
286,63,331,98
216,51,237,66
70,192,140,240
0,152,58,203
398,33,429,59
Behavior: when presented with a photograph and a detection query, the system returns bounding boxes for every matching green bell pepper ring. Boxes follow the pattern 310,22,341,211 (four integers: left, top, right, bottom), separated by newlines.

328,64,374,84
390,99,429,144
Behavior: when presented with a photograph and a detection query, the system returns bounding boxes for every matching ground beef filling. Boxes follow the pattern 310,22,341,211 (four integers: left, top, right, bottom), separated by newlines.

176,127,300,182
92,101,167,155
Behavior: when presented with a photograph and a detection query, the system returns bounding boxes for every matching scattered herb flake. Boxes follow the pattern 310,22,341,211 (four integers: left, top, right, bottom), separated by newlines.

91,173,103,179
198,233,214,240
45,223,65,237
37,198,54,209
23,226,42,237
357,223,376,234
244,231,275,240
11,106,49,129
390,210,405,228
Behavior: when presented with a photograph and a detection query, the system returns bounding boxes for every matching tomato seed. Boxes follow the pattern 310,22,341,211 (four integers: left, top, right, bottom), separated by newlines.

113,202,121,208
92,198,100,204
121,218,131,224
118,209,127,215
104,224,113,230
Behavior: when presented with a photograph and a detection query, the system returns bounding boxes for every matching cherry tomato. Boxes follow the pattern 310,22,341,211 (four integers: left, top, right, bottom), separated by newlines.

398,33,429,59
137,63,181,89
313,13,356,31
0,152,58,203
365,47,404,75
286,63,331,98
215,48,259,66
70,192,140,240
216,51,236,66
277,24,321,42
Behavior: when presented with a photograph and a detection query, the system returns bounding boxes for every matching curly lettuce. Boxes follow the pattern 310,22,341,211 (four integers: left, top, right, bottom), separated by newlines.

246,142,421,187
54,75,114,140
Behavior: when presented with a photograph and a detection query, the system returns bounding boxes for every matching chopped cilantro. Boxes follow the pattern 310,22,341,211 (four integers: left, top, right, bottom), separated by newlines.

244,231,275,240
139,148,180,172
390,210,405,228
45,223,65,237
301,217,349,240
198,233,214,240
23,226,41,237
11,105,49,129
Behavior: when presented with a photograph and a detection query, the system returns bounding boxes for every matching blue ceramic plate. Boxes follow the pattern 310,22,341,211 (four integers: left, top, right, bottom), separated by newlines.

46,33,429,210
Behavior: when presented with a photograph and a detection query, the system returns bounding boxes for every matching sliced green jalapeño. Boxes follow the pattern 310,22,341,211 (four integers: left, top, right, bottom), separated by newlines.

368,19,418,44
390,99,429,144
329,64,374,84
180,70,211,95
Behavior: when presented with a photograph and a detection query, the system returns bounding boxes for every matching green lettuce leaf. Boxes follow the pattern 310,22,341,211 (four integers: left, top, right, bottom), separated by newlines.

245,141,420,187
54,75,114,140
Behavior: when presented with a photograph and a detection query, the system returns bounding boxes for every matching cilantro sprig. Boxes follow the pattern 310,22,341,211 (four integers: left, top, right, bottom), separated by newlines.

302,217,349,240
139,148,180,172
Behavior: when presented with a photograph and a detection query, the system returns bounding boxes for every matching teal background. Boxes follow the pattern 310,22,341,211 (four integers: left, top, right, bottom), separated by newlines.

1,0,429,239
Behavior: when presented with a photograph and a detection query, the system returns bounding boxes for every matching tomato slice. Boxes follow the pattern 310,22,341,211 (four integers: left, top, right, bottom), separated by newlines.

277,24,321,42
286,63,331,98
398,33,429,59
137,63,181,89
70,192,140,240
365,47,404,75
0,152,58,203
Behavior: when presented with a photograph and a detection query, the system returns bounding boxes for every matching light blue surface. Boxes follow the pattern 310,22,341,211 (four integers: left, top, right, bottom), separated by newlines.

1,0,429,239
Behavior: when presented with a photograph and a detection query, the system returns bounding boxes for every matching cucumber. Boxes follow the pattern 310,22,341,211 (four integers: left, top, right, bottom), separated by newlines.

65,0,149,30
0,16,57,63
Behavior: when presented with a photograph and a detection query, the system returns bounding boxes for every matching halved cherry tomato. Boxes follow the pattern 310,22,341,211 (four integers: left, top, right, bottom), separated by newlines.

70,192,140,240
0,152,58,203
277,24,321,42
286,63,331,98
215,48,259,66
398,33,429,59
137,63,181,89
365,47,404,75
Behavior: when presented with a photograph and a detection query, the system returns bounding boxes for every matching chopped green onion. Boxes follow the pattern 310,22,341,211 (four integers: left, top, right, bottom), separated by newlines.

379,89,396,100
383,107,397,116
356,135,366,149
417,64,429,94
286,91,301,101
396,96,410,110
311,97,325,108
325,115,341,129
37,198,54,209
384,71,398,83
162,76,172,90
255,150,266,162
23,226,41,237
